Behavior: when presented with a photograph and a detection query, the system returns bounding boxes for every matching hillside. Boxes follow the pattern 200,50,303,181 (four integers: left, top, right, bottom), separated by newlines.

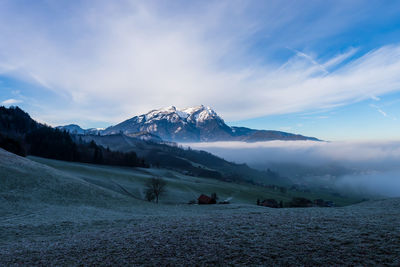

0,149,139,217
79,133,290,185
0,148,356,211
0,149,398,265
32,154,355,206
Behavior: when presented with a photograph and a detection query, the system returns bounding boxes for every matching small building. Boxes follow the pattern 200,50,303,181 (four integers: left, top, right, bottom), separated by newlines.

289,197,313,207
198,194,216,204
313,199,326,207
261,199,279,208
313,199,335,207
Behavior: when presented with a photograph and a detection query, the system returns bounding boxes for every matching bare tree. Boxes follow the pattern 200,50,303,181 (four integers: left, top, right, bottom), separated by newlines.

145,177,167,204
145,189,155,202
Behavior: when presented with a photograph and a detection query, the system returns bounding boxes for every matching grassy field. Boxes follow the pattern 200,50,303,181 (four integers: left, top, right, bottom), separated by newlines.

1,149,399,265
28,155,361,207
0,147,363,223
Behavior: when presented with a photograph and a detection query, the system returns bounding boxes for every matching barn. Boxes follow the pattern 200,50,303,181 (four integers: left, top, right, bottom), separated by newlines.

261,199,279,208
198,194,216,204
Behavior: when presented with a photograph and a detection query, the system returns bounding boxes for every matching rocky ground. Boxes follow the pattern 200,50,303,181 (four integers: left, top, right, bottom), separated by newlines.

1,199,400,266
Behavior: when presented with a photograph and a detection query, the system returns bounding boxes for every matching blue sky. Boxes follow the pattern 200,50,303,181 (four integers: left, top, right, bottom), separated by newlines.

1,0,400,140
231,91,400,141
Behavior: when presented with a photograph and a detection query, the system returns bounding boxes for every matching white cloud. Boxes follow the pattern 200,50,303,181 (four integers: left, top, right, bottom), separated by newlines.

186,140,400,164
377,109,388,117
370,104,389,118
1,1,400,125
288,48,329,74
370,95,380,101
1,98,22,105
322,48,358,69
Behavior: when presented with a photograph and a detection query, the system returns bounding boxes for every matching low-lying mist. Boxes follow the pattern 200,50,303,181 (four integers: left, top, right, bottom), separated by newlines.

185,141,400,197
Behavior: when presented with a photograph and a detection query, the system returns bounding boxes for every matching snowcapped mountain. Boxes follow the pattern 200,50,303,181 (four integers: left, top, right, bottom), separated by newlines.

102,105,232,142
102,105,319,142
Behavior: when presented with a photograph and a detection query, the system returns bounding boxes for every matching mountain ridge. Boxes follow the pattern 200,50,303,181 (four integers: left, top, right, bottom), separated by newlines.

99,105,320,142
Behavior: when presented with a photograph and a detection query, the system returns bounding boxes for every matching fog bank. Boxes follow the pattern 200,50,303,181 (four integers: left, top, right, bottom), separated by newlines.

185,141,400,197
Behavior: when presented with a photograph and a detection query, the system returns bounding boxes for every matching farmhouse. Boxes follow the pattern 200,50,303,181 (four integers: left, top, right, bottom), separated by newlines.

198,194,216,204
313,199,335,207
261,199,279,208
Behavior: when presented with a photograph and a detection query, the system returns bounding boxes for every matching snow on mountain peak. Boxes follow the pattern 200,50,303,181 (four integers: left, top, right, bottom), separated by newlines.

184,105,218,123
176,109,189,119
136,105,220,124
181,105,203,115
162,106,177,112
197,108,217,122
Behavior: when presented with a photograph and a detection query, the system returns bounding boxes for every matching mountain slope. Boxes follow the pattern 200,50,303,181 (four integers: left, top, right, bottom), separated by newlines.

102,105,319,142
80,133,290,186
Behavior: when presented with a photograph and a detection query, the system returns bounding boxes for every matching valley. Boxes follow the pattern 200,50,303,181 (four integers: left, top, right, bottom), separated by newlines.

2,1,400,265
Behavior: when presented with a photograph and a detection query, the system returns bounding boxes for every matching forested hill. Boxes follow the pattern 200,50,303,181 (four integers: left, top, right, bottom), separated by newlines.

0,106,146,167
80,133,288,185
0,106,289,186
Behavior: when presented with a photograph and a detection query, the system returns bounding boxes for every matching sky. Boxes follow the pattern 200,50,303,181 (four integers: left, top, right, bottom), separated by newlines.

1,0,400,140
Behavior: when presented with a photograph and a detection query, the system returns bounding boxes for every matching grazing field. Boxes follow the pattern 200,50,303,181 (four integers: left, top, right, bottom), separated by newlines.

1,149,398,266
28,155,360,207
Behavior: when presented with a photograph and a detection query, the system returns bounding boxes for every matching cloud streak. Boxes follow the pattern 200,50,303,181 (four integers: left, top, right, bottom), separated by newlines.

1,98,22,106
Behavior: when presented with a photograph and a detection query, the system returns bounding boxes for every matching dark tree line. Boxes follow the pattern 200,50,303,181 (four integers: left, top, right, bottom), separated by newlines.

0,106,148,168
0,132,26,156
76,140,147,167
0,106,38,135
26,126,79,161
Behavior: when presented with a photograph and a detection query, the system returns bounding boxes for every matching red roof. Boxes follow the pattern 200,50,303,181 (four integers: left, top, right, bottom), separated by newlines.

198,194,212,204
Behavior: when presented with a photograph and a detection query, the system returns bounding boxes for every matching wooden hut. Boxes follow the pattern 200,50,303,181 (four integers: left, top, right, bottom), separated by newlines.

198,194,216,204
261,199,279,208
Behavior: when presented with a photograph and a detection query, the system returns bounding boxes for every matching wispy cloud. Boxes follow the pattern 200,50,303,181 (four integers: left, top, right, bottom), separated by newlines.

1,98,22,105
322,48,358,70
370,95,380,101
0,1,400,125
288,48,329,74
370,104,388,117
378,109,388,117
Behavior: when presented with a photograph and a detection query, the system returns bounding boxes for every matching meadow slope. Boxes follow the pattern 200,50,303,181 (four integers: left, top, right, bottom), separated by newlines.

1,149,398,265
